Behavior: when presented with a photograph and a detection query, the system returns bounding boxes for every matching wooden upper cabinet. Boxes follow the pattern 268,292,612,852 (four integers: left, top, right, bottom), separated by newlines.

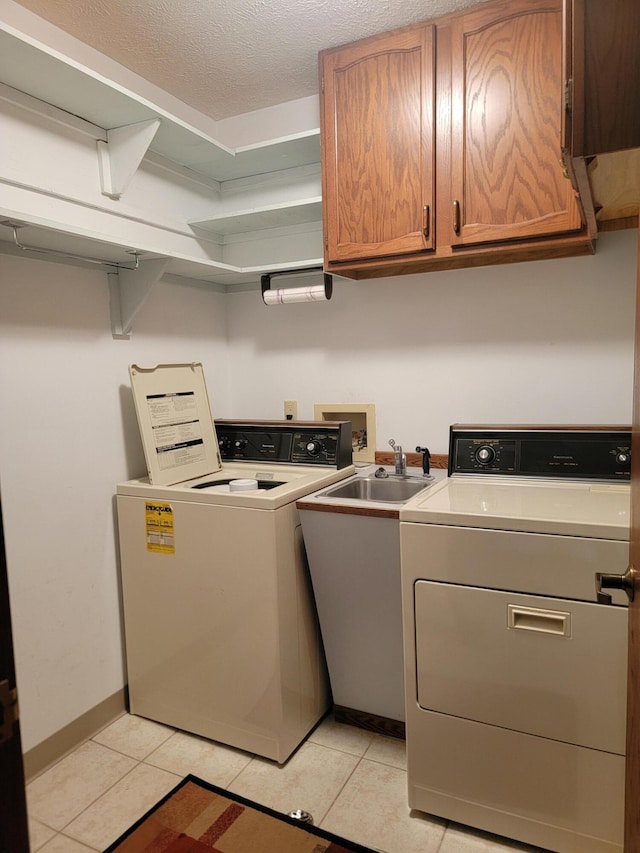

320,26,435,263
319,0,594,279
448,0,583,246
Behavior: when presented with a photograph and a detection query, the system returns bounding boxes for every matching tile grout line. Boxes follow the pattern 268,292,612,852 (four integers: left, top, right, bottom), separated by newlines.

92,725,177,763
316,749,366,828
27,738,141,834
434,820,452,853
316,750,398,853
52,748,145,842
55,828,103,852
60,752,185,849
222,753,258,792
301,732,381,826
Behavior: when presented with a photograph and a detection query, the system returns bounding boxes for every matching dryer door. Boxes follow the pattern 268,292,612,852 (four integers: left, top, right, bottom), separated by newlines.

414,580,627,754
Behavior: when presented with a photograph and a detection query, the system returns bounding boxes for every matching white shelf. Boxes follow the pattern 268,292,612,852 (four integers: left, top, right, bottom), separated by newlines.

0,27,320,182
0,219,323,287
190,198,322,236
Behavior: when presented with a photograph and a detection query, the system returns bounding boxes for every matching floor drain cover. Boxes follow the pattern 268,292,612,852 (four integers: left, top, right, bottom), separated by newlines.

288,809,314,824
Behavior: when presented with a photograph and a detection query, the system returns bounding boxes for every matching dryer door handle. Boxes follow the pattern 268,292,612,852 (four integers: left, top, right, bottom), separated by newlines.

595,566,635,605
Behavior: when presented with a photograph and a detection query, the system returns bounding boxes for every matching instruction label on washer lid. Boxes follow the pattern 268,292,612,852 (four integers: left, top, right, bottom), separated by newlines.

129,363,222,486
145,502,175,554
147,391,206,472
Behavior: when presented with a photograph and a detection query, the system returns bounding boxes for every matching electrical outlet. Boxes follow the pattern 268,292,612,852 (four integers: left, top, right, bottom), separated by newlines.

284,400,298,420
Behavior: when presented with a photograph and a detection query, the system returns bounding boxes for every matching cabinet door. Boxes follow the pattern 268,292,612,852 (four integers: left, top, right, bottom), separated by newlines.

320,27,435,262
565,0,640,158
449,0,583,246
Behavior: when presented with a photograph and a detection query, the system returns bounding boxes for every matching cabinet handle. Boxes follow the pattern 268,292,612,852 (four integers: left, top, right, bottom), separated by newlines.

422,204,430,240
452,200,461,235
507,604,571,637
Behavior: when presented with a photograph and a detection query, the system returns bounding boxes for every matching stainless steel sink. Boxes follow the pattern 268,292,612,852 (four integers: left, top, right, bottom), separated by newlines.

321,476,431,503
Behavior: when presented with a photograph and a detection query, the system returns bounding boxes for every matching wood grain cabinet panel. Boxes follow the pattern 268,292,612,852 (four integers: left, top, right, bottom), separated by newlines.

565,0,640,158
563,0,640,230
321,26,435,263
449,0,583,246
319,0,593,280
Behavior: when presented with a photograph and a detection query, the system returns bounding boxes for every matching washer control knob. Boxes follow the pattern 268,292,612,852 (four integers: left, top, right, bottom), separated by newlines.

306,440,323,457
616,452,630,465
233,439,247,451
475,445,496,465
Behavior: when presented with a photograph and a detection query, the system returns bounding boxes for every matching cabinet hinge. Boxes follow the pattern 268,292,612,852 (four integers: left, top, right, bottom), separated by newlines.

321,75,325,94
0,679,19,744
564,77,572,112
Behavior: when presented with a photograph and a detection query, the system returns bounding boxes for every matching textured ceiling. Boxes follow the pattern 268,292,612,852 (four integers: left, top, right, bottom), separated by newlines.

12,0,484,120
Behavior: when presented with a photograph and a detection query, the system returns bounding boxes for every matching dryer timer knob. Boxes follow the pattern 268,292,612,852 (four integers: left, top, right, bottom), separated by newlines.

616,451,630,465
306,440,323,456
476,445,496,465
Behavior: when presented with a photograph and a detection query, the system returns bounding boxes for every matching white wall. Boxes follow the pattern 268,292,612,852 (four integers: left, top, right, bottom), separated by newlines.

0,227,636,753
226,229,638,454
0,254,229,750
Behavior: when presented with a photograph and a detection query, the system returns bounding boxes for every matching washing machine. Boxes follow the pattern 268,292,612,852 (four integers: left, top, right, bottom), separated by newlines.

116,363,354,763
400,425,632,853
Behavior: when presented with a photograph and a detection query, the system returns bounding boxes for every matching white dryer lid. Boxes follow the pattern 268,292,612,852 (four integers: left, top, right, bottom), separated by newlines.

129,362,221,485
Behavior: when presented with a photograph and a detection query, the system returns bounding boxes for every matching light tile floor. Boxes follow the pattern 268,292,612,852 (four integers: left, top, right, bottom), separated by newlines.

27,713,548,853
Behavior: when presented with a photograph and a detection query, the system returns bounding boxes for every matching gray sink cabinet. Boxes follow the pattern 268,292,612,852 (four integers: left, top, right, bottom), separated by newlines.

298,506,406,731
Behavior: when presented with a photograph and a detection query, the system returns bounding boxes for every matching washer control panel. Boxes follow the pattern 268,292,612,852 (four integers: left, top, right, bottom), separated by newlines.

449,426,632,481
216,420,353,468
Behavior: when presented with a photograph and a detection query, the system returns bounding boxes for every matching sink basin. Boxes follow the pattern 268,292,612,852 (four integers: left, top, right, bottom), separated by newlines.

321,476,430,503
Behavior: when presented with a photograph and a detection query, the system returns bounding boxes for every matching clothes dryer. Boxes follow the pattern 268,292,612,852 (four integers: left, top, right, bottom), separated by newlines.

400,425,631,852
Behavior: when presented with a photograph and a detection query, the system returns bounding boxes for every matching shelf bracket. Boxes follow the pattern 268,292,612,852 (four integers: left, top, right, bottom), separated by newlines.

97,118,161,199
108,257,170,338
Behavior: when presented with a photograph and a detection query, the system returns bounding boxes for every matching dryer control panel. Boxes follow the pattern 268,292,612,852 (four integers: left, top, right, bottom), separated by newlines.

216,420,353,468
449,425,632,481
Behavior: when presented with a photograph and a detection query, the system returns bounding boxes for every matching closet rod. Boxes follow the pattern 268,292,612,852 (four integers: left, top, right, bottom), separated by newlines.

1,221,143,270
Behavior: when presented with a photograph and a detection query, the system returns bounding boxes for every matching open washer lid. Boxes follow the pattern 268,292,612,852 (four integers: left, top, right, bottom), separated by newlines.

129,362,221,485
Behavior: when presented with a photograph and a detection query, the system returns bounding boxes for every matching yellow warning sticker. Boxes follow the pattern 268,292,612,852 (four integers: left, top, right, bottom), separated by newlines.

145,502,175,554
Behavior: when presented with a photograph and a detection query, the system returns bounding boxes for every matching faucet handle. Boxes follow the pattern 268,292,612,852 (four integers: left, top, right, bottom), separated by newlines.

416,446,431,475
388,438,397,451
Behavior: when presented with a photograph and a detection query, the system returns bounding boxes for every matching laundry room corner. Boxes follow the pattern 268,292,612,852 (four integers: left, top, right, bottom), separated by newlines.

0,252,231,769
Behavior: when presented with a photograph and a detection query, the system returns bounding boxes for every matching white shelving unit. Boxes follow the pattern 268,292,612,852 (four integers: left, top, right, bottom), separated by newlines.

0,16,326,325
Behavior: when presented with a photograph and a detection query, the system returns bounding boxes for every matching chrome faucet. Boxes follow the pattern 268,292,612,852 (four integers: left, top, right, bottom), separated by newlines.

388,439,407,476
